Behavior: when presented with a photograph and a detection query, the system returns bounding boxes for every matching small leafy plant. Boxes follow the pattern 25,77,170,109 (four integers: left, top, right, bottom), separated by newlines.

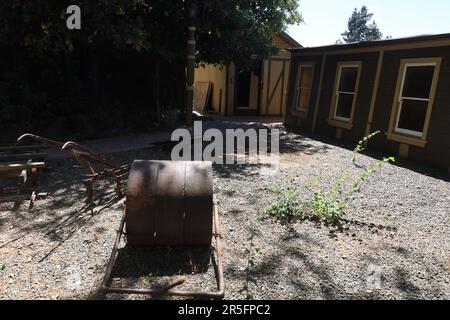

266,184,281,194
309,176,347,224
265,188,303,223
353,131,380,165
264,173,308,223
309,156,394,224
143,272,156,285
264,132,395,225
240,225,262,300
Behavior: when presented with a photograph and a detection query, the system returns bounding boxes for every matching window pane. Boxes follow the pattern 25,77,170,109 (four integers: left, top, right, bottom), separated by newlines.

402,65,435,99
335,93,354,119
338,67,358,92
299,66,313,88
397,99,428,133
297,88,311,110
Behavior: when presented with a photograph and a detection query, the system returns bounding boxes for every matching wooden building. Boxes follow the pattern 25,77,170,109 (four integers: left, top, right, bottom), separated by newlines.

285,33,450,171
194,32,301,117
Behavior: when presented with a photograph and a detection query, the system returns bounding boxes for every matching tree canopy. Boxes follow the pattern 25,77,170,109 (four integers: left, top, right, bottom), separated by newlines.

0,0,302,64
0,1,302,142
340,6,382,43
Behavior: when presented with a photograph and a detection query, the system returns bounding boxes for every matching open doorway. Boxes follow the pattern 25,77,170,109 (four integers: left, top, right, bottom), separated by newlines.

234,60,262,115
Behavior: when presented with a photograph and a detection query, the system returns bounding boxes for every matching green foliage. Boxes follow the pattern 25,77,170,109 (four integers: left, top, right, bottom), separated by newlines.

240,225,262,300
144,272,156,285
265,133,395,225
197,0,302,65
341,6,382,43
266,184,281,194
265,189,304,223
265,172,310,223
309,155,395,224
0,1,302,140
310,176,347,224
0,262,4,270
353,131,380,164
0,1,302,65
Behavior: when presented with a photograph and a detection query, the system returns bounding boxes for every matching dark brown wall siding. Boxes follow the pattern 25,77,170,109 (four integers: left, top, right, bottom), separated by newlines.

370,46,450,169
314,52,379,144
285,55,324,131
287,45,450,170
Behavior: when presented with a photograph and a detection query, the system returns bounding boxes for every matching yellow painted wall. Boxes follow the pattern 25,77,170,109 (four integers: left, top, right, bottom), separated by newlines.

258,34,295,116
260,59,290,116
194,64,227,115
194,33,298,116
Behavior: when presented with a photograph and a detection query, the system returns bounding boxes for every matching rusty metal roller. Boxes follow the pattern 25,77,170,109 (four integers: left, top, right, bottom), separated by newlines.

125,160,213,246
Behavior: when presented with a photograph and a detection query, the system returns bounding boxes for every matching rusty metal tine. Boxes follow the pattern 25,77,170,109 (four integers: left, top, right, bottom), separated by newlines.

101,210,127,291
153,277,187,295
61,141,119,169
212,202,225,294
72,151,96,175
17,133,65,148
17,133,129,203
61,141,102,156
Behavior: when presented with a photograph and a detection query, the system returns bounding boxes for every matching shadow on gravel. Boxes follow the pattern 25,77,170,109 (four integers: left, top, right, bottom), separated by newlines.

213,163,270,179
285,127,450,182
112,246,212,278
279,133,331,156
84,246,214,301
394,268,422,299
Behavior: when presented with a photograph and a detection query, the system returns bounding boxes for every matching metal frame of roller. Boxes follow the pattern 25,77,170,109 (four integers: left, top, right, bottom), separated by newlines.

100,160,225,299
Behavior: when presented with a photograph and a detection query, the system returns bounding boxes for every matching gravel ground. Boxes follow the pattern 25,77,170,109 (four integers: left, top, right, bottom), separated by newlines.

0,127,449,300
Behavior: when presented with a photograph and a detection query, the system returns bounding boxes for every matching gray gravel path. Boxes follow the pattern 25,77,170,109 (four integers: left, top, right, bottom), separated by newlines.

0,127,448,300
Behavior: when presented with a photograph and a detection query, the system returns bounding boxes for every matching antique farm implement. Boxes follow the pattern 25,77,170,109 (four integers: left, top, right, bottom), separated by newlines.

0,143,48,208
14,135,225,298
100,160,225,299
17,134,130,204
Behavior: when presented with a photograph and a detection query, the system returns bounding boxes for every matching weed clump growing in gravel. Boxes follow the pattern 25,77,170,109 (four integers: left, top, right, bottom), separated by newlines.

265,132,395,225
265,173,304,223
265,190,303,222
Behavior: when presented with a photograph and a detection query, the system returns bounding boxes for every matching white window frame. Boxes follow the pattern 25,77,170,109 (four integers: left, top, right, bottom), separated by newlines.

394,62,437,138
333,64,360,122
293,63,314,113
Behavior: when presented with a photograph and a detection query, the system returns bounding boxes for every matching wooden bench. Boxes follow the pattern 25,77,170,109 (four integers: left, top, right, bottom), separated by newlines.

0,145,48,207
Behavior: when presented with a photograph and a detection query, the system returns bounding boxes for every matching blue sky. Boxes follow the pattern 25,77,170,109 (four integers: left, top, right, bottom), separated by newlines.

287,0,450,47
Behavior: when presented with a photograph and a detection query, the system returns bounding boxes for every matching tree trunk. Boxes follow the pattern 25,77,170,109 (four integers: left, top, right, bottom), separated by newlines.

155,61,161,125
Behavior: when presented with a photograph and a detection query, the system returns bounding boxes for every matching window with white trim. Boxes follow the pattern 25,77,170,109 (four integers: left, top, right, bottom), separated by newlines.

395,63,436,137
294,64,314,112
333,64,360,122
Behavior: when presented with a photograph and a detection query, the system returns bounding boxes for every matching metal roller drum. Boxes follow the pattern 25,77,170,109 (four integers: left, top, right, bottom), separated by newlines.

125,160,213,246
